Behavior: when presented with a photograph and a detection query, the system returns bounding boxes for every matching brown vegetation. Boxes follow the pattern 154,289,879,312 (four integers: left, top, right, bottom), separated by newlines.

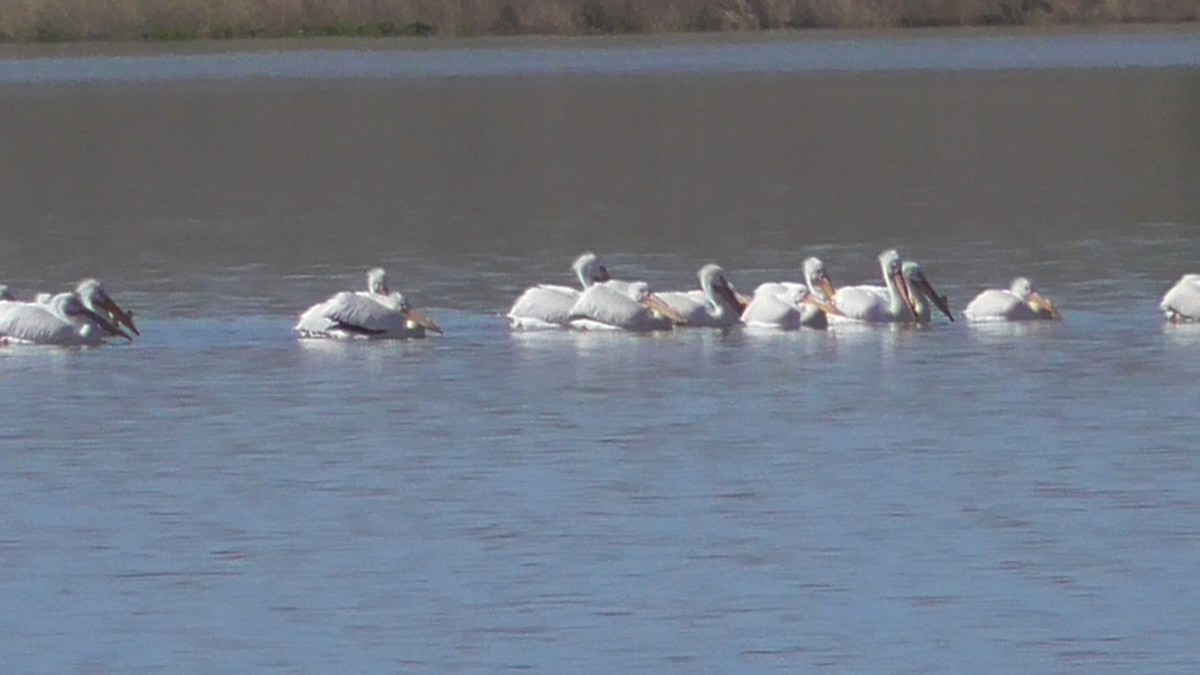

0,0,1195,41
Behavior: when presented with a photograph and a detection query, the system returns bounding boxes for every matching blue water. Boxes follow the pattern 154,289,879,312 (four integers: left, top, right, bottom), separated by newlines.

1,29,1199,671
0,30,1198,83
3,233,1200,670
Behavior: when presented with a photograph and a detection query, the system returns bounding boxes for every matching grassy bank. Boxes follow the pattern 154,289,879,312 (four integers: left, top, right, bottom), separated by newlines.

0,0,1196,42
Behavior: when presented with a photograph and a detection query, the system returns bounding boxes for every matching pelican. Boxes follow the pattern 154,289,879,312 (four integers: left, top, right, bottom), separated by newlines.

657,264,748,328
830,249,918,323
568,280,687,332
295,267,442,340
13,279,139,341
964,277,1059,322
77,279,139,337
0,292,130,346
1161,274,1200,323
508,252,611,329
901,261,955,323
741,257,840,329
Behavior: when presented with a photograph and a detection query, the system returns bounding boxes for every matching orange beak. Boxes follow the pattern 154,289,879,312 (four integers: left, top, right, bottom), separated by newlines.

818,275,836,302
914,274,954,322
803,294,845,317
98,296,139,336
81,306,132,341
1027,292,1060,319
716,282,747,316
642,294,687,325
894,269,919,320
404,308,443,335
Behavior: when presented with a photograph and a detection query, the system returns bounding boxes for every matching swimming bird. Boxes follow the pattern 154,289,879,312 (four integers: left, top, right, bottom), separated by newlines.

657,264,748,328
901,261,955,323
21,279,139,339
0,292,131,346
741,257,839,330
964,277,1058,322
568,280,687,332
830,249,918,323
508,252,611,329
295,267,442,340
1160,274,1200,323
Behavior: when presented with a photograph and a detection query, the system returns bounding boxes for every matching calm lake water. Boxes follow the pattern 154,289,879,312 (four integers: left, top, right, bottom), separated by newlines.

1,29,1199,671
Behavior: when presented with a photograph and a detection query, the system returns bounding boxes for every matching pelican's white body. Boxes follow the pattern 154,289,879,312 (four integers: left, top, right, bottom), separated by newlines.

658,264,743,328
0,279,135,346
964,278,1055,322
295,268,435,340
568,282,675,332
508,285,583,329
830,251,914,324
508,253,611,329
0,296,105,346
1161,275,1200,323
741,283,826,330
295,291,427,340
743,258,837,330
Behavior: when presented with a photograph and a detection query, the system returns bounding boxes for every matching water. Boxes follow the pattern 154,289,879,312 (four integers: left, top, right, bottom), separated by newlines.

1,29,1199,671
2,30,1200,83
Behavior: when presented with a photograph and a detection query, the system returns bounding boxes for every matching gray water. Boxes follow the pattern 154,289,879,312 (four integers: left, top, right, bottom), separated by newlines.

1,29,1199,671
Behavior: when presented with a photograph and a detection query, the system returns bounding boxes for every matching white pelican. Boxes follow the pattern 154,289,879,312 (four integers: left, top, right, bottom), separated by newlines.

568,280,686,332
77,279,139,337
964,277,1058,322
901,261,955,323
741,257,840,329
830,249,918,323
508,252,610,329
14,279,139,341
295,267,442,340
0,292,131,346
1161,275,1200,323
657,264,748,328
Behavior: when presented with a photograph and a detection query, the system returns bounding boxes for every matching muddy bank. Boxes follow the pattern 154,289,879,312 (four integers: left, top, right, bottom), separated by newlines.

1,0,1196,42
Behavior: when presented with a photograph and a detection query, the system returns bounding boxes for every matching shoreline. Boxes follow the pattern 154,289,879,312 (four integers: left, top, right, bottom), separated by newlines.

1,1,1196,43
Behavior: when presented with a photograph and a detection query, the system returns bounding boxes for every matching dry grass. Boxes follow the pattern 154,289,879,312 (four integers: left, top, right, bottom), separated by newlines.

0,0,1195,40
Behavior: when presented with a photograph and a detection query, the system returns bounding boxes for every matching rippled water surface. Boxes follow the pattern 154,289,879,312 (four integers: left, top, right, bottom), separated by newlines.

1,29,1199,671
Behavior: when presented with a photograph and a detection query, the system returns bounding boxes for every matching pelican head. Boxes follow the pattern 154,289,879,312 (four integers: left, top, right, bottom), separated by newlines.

698,263,746,316
902,261,954,322
58,293,129,341
879,249,917,318
75,279,138,337
803,257,836,301
626,281,687,325
1010,277,1059,318
0,284,13,301
879,249,902,278
572,252,610,288
367,268,390,296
